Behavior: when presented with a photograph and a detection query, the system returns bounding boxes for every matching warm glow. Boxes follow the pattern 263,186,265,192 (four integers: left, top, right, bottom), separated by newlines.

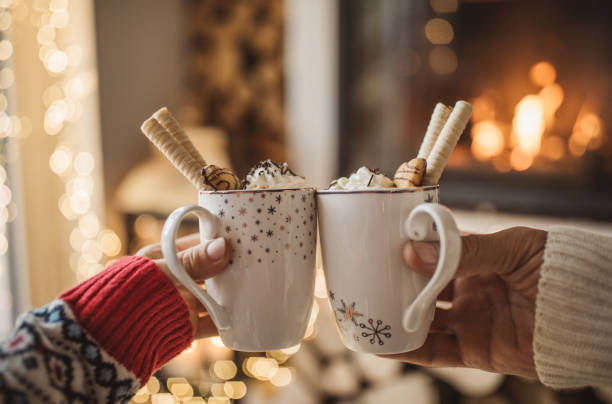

224,381,247,399
252,358,279,380
151,393,179,404
470,94,496,123
49,146,72,175
280,343,301,355
428,46,457,75
512,95,545,156
37,24,56,45
430,0,458,13
0,184,11,206
529,61,556,87
99,230,122,256
270,367,293,387
0,67,14,89
0,40,12,61
131,388,149,403
266,350,290,365
541,136,566,161
170,382,193,400
425,18,454,45
574,113,602,144
314,268,327,298
510,147,534,171
0,11,12,31
145,376,161,394
50,10,69,28
308,300,319,327
182,398,206,403
78,213,99,238
210,383,226,397
182,340,197,354
213,360,237,380
210,336,226,348
45,49,68,73
539,84,564,113
50,0,69,12
74,152,95,175
134,214,158,238
69,190,91,214
470,121,504,161
208,397,230,404
81,239,103,263
58,194,78,220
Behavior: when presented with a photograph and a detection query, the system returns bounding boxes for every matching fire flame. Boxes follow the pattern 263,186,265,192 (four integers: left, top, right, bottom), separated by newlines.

471,121,504,161
512,95,545,157
469,60,603,172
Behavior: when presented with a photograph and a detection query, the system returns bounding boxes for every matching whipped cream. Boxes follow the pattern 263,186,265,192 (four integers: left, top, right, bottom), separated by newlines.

243,159,307,190
329,166,395,190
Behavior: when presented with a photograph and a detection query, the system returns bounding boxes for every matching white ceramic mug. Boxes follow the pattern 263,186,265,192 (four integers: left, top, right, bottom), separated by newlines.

316,186,460,354
162,188,318,351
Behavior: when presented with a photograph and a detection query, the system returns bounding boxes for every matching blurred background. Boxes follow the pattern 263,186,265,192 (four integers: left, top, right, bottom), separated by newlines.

0,0,611,403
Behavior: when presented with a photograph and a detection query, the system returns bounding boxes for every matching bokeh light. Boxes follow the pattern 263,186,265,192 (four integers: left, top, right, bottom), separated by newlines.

471,121,505,161
425,18,454,45
529,61,556,87
430,0,458,13
428,46,457,75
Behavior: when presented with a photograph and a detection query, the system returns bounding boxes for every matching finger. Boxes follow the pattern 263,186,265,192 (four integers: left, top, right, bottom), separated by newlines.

136,233,203,259
195,315,218,339
404,227,547,278
178,287,208,314
382,334,463,367
430,307,453,333
155,237,230,281
437,280,454,302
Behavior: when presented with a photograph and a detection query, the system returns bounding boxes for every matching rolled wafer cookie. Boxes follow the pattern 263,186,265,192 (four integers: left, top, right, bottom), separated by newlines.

140,117,211,190
202,164,241,190
393,158,427,188
417,103,452,159
423,100,472,185
153,107,206,167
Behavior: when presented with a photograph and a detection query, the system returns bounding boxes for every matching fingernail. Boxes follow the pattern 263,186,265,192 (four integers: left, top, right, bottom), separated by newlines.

413,242,439,265
206,238,226,261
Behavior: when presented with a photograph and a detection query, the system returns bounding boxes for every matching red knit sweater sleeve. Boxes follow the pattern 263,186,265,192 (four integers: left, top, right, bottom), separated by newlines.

60,256,193,382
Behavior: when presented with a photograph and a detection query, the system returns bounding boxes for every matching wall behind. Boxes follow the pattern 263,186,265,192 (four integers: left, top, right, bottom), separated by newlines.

94,0,184,196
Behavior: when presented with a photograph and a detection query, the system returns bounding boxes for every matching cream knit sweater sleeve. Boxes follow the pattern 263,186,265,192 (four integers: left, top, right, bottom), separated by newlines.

534,226,612,389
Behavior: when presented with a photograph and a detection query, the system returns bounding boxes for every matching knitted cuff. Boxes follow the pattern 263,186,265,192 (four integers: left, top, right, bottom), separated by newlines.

534,227,612,389
60,256,193,382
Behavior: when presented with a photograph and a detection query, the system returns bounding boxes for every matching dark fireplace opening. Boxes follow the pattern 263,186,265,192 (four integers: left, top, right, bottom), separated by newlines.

339,0,612,220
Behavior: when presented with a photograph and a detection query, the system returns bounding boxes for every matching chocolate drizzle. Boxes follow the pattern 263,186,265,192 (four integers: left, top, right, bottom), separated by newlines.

242,159,304,188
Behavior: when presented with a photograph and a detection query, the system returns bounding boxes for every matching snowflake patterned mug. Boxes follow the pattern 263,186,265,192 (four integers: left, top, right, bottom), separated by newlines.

317,186,460,354
162,188,317,351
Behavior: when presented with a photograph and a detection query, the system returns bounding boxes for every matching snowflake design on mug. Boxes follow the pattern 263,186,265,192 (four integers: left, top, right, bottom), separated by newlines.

360,318,392,345
337,299,364,326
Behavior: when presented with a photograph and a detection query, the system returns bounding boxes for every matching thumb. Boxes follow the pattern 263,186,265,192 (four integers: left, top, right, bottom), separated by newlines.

155,237,231,282
404,227,546,278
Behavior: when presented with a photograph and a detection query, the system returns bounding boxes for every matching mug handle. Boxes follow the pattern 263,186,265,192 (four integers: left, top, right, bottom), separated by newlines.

402,203,461,333
162,204,231,331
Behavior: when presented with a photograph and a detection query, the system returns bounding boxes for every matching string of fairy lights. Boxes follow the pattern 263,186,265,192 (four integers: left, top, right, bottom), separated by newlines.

27,0,122,281
0,0,24,338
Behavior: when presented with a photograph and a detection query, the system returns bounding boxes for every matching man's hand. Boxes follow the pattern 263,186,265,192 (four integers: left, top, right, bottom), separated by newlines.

137,234,230,339
387,227,547,379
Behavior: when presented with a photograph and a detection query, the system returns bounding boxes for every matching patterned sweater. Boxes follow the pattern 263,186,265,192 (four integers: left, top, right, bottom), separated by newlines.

0,256,192,403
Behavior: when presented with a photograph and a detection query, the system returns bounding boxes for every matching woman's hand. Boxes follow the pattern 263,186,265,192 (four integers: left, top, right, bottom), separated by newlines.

388,226,547,379
136,234,230,339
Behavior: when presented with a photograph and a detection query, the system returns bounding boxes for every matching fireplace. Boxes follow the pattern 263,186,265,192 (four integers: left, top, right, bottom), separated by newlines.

338,0,612,219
